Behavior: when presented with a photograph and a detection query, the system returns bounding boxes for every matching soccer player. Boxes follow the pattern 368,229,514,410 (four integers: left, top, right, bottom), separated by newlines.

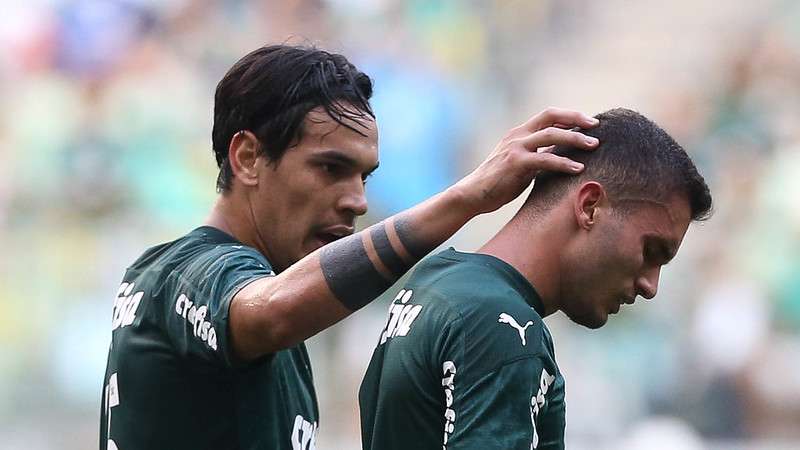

99,44,601,450
359,108,713,450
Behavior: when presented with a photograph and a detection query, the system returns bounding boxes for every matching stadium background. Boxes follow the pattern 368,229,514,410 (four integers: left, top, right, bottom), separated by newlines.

2,1,800,449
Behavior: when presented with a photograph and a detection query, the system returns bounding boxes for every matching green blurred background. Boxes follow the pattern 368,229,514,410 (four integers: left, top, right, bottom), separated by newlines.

2,1,799,449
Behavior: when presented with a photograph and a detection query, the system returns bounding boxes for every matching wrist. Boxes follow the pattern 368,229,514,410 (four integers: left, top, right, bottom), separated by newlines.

443,182,482,220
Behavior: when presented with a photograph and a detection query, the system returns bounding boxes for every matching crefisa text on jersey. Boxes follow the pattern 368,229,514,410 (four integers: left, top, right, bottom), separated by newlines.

530,368,556,449
442,361,457,448
175,293,218,350
111,282,144,331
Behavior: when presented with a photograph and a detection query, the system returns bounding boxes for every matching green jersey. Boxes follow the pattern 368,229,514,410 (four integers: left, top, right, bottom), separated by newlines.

359,248,566,450
99,226,319,450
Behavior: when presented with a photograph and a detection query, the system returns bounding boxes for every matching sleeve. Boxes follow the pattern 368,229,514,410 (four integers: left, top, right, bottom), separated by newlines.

438,314,565,450
163,247,274,368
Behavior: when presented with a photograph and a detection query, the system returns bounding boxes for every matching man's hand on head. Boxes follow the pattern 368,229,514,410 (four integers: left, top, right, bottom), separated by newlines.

450,107,599,216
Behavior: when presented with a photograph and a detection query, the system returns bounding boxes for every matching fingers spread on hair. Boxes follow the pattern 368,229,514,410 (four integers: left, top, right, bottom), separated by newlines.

522,107,599,132
519,127,599,151
525,152,585,174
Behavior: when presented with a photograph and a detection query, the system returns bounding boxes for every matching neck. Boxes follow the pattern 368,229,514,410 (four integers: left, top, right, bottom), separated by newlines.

478,208,565,317
205,193,273,263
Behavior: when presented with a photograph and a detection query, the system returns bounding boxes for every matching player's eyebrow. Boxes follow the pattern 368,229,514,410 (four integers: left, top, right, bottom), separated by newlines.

312,149,379,174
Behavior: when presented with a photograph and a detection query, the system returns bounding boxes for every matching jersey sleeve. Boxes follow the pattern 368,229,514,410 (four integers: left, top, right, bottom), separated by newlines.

163,247,274,368
438,311,565,450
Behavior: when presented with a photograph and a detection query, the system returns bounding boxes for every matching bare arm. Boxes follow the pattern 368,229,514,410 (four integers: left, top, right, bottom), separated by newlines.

230,108,600,361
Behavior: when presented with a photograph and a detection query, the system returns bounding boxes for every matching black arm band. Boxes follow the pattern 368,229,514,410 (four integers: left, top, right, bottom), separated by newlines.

320,233,393,311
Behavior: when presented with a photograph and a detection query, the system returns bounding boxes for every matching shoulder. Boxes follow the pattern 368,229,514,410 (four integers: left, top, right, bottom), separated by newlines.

131,227,272,275
407,250,551,362
125,227,274,302
408,250,534,318
408,251,516,303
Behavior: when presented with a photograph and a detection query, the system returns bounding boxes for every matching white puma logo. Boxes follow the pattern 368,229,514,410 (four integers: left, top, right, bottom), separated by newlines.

498,313,534,346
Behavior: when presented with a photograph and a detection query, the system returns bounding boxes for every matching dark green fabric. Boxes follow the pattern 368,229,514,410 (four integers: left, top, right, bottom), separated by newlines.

100,226,319,450
359,248,565,450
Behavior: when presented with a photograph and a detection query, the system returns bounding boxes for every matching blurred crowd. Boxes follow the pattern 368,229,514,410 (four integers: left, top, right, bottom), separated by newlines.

1,1,799,449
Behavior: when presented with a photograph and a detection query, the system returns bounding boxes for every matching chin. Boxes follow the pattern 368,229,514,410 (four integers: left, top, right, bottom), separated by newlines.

566,309,608,329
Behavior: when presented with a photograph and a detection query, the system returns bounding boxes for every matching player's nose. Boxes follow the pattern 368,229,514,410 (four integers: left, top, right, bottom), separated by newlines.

338,181,368,217
636,266,660,300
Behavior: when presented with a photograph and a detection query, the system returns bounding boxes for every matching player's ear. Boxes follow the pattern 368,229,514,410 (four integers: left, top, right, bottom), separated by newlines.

572,182,606,230
228,130,261,188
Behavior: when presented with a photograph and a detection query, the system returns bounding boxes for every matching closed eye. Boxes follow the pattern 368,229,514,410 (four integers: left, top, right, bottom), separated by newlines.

644,237,675,266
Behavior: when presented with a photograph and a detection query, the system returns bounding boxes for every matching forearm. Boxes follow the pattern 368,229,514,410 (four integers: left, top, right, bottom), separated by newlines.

230,187,475,360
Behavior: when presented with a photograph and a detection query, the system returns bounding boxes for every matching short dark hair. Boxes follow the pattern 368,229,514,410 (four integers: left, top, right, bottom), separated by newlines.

529,108,712,221
212,44,374,192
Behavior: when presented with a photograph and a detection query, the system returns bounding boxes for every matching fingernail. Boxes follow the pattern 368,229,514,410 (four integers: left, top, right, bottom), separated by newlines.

588,117,599,125
571,162,584,171
586,136,598,145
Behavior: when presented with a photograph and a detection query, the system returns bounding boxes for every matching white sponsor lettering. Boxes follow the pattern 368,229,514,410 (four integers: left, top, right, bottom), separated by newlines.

379,290,423,344
112,282,144,331
530,368,556,449
174,294,218,351
498,312,534,346
105,372,120,449
291,414,318,450
442,361,457,449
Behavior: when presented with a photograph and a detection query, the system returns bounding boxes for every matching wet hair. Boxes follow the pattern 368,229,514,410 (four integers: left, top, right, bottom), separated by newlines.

211,44,374,192
528,108,712,221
